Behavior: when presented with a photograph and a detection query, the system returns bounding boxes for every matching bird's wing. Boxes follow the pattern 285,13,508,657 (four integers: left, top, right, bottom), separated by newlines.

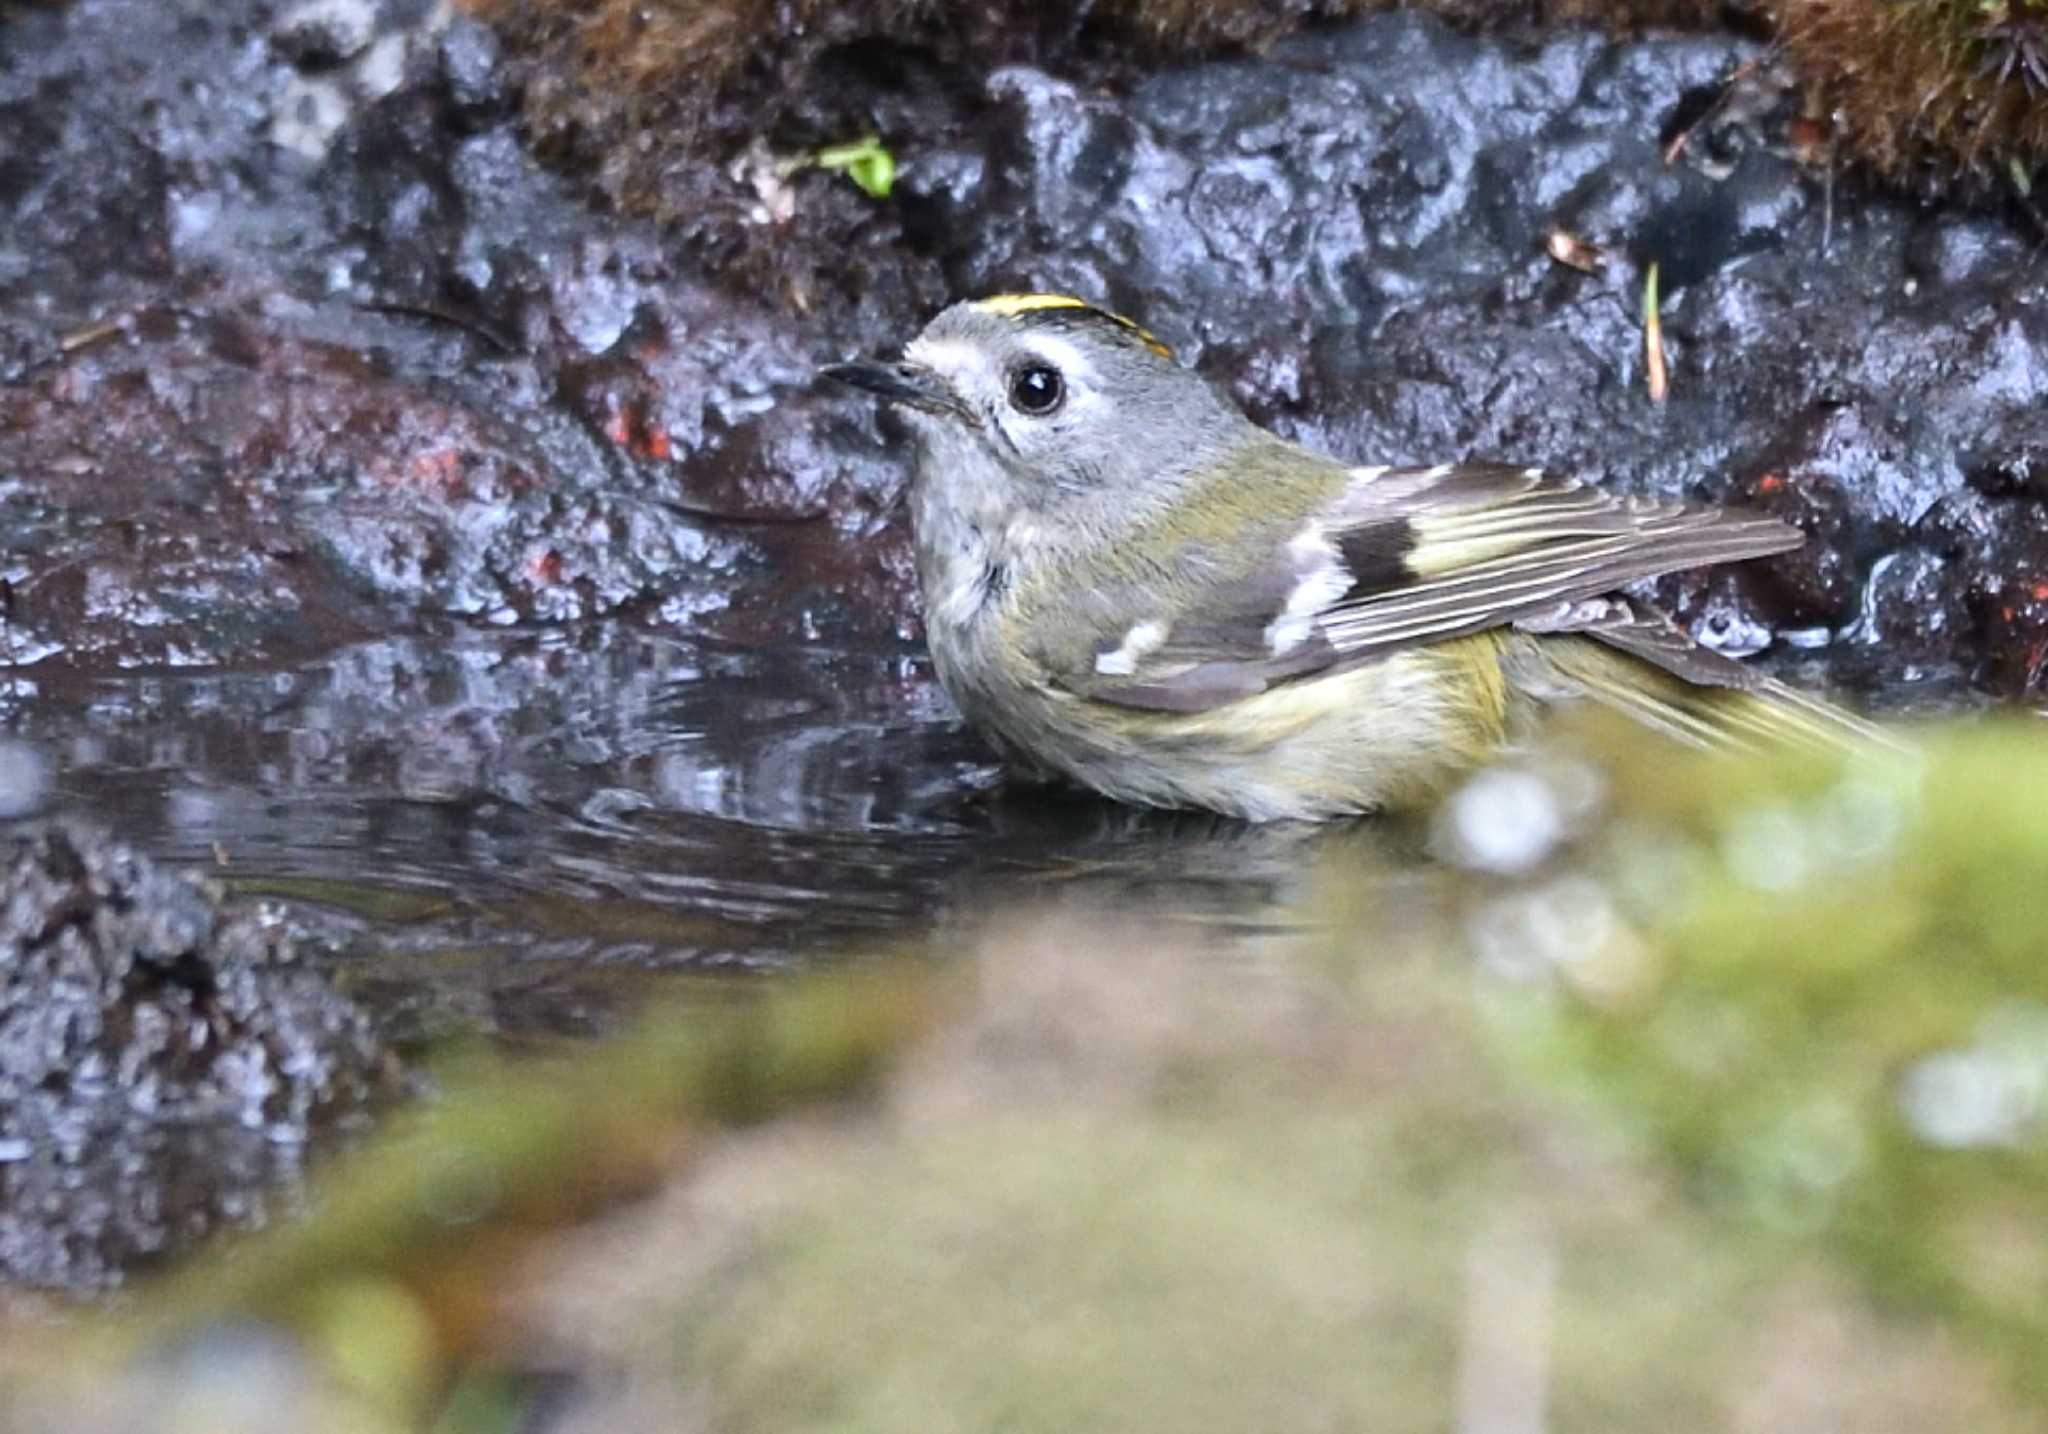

1064,461,1803,714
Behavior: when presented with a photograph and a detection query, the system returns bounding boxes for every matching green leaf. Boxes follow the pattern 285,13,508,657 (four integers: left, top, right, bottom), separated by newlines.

815,136,896,200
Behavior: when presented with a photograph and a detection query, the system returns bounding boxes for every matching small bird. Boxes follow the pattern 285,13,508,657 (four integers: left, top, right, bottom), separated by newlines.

825,294,1886,822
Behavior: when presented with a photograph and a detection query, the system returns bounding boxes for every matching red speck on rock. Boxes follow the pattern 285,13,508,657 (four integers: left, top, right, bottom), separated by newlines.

602,405,632,448
404,448,465,492
529,550,565,585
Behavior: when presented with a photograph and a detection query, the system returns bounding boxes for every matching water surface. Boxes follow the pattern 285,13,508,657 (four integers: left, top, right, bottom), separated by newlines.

3,625,1435,1049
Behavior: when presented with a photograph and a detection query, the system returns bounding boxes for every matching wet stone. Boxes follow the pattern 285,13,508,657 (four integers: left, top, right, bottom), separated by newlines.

1843,547,1972,660
1902,217,2036,292
933,18,2048,694
0,823,386,1289
272,0,379,68
0,744,53,822
438,17,509,117
2,0,2046,689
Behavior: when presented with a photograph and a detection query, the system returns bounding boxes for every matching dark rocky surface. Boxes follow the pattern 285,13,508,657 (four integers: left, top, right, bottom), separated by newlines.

0,0,914,672
0,0,2043,691
0,822,386,1288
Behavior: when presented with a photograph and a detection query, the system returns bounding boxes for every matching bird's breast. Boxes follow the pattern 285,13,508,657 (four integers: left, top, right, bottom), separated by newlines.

910,485,1036,637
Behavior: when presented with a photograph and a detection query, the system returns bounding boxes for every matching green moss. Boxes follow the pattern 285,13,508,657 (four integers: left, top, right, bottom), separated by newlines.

1775,0,2048,190
684,1112,1466,1433
644,842,2041,1431
1507,721,2048,1403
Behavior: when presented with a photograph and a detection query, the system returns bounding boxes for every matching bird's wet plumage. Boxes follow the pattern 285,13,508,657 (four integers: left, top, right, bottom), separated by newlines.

825,294,1892,820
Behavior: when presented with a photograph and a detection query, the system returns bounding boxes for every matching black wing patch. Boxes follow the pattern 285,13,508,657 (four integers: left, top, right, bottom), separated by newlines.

1331,519,1415,598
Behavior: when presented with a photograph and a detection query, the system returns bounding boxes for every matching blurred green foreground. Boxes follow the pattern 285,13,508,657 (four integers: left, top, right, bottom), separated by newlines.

4,717,2048,1433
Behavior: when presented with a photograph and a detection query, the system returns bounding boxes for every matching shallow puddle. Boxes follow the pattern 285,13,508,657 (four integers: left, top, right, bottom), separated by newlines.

1,625,1446,1046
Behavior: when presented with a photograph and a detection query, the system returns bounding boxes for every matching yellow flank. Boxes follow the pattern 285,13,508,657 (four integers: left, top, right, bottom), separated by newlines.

1070,635,1520,818
969,293,1174,359
1449,631,1512,738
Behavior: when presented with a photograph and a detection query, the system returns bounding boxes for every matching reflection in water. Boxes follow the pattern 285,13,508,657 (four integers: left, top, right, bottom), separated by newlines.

0,626,1437,1043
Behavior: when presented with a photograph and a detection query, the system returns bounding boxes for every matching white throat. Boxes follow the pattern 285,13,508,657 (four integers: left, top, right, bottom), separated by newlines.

912,475,1042,632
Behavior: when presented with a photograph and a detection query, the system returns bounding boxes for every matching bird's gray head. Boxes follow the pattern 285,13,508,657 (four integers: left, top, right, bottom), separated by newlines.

823,294,1248,512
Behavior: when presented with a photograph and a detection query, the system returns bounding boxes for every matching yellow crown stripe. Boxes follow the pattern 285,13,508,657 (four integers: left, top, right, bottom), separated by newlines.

969,292,1174,359
972,293,1094,316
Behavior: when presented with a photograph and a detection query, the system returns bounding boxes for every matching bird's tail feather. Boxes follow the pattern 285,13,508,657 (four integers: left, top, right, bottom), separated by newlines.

1536,639,1904,758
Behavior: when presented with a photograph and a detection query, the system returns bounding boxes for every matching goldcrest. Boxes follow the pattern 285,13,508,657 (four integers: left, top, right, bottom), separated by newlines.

825,294,1885,822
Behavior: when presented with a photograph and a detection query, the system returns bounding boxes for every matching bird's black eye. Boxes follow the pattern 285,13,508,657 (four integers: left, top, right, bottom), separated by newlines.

1007,363,1065,417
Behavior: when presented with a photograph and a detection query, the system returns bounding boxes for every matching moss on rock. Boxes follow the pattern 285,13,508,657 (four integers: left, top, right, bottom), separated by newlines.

1492,717,2048,1404
461,0,2046,238
1775,0,2048,191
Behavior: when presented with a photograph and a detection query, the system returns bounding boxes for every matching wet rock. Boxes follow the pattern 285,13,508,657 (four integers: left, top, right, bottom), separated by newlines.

0,743,53,821
0,823,386,1288
1680,572,1780,659
273,0,379,68
1920,490,2048,697
1901,216,2034,293
437,14,509,119
0,0,922,665
1840,547,1973,664
1,0,2045,696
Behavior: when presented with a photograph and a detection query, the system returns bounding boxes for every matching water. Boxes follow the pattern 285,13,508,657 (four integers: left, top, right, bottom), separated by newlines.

0,624,1429,1047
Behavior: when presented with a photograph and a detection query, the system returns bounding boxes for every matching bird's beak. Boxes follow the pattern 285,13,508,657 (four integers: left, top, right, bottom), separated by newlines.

820,361,972,421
